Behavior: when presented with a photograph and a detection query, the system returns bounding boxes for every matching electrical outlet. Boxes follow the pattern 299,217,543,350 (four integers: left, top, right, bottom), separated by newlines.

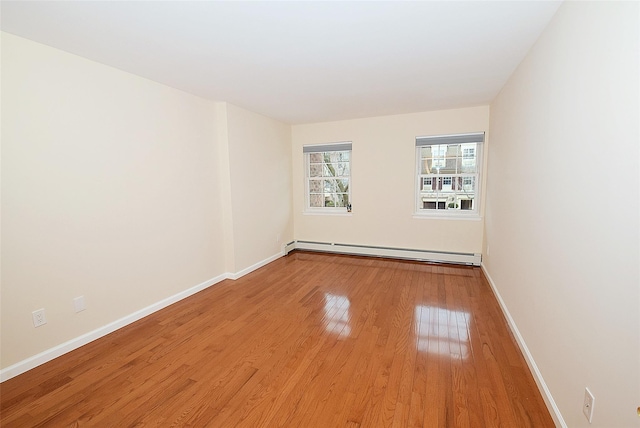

32,309,47,327
583,387,595,423
73,296,86,313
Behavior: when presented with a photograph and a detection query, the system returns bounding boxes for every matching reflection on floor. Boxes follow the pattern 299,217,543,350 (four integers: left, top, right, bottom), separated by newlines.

414,305,470,359
324,293,352,338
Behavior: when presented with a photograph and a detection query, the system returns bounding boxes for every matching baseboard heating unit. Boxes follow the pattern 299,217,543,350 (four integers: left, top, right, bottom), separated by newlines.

284,240,481,266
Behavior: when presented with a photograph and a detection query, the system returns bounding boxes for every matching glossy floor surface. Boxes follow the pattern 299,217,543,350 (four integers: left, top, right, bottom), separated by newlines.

1,252,554,427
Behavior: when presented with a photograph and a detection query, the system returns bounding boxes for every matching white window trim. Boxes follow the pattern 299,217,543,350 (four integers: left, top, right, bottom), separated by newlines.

412,213,482,221
304,143,352,214
303,211,353,216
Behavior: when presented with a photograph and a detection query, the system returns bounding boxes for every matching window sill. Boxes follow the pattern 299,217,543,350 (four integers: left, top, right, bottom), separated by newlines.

413,212,481,221
303,211,353,217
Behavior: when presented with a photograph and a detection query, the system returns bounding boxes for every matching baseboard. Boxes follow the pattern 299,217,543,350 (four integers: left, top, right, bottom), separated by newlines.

480,263,567,428
0,251,284,382
226,250,285,280
287,240,481,266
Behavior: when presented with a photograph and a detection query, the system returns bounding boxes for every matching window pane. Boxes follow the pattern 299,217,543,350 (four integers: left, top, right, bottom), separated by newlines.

462,177,475,191
334,162,350,177
432,145,446,169
445,144,461,160
309,180,322,193
323,179,337,193
323,163,346,177
461,162,477,173
461,143,477,172
310,194,324,207
335,151,350,161
420,159,431,174
330,193,349,207
310,164,323,177
325,151,349,163
309,153,323,163
444,157,458,172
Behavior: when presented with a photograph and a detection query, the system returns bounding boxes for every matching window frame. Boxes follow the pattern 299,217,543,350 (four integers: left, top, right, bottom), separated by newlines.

414,133,484,219
304,142,352,214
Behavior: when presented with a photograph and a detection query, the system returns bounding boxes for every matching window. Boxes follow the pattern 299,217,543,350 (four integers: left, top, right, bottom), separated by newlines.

463,177,474,190
304,142,352,212
442,176,452,190
422,177,432,190
462,146,476,167
415,133,484,215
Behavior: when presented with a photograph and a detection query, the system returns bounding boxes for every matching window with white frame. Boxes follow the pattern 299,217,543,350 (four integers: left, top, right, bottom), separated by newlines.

415,133,484,214
304,142,352,211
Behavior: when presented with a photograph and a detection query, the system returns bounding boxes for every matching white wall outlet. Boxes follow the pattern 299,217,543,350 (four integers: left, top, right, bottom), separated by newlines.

583,387,595,423
73,296,86,313
32,309,47,327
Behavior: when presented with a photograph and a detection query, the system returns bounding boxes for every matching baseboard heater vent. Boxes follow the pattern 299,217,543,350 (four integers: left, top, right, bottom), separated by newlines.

284,240,481,266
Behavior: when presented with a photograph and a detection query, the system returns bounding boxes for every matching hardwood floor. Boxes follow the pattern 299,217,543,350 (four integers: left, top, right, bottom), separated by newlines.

0,252,554,427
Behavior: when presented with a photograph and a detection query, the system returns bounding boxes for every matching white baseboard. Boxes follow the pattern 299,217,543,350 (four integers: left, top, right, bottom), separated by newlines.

226,250,284,280
480,263,566,428
0,251,284,382
287,240,481,266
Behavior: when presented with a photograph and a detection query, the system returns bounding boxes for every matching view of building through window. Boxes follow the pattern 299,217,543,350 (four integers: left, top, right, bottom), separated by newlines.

417,142,479,212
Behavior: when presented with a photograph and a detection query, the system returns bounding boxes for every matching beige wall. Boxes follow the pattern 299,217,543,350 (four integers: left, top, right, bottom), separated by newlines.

292,107,489,254
484,2,639,426
0,33,294,372
1,33,226,368
222,102,293,272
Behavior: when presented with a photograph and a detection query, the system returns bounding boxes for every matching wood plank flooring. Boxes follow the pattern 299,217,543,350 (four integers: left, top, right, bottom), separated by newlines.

0,252,554,427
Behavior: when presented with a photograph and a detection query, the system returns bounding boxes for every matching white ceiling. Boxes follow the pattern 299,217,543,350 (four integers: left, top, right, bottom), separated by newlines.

1,1,562,124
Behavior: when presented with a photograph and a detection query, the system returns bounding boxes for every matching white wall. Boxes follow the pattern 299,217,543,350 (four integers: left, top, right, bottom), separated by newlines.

484,2,639,426
292,107,489,254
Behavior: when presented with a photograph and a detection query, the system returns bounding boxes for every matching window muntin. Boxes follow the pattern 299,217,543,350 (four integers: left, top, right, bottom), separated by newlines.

416,134,483,215
306,148,351,210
